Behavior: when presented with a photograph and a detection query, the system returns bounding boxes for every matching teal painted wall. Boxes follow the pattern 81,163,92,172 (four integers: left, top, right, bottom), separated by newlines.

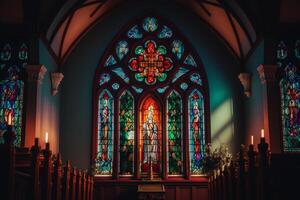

39,40,60,153
59,0,244,168
244,40,264,146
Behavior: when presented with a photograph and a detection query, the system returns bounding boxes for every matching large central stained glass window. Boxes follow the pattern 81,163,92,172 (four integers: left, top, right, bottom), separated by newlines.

93,16,209,178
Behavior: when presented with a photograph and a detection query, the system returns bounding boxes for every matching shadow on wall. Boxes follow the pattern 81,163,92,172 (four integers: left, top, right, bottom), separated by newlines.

211,98,234,150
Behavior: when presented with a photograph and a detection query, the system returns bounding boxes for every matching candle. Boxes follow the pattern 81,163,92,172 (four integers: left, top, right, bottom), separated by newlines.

45,132,49,143
261,129,264,138
251,135,254,145
7,111,12,125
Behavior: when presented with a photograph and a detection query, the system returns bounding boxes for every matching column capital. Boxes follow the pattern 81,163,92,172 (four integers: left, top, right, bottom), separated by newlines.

26,65,47,84
257,64,278,84
50,72,64,96
238,73,252,97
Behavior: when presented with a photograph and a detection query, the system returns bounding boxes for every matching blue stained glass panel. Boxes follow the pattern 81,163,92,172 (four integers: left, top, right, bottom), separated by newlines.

158,25,173,39
280,64,300,152
1,43,11,61
112,83,119,90
143,17,158,32
116,41,129,61
277,41,288,60
127,25,143,39
180,82,188,90
96,90,114,175
172,67,189,83
172,40,184,59
190,73,202,85
132,86,143,93
157,86,169,93
99,73,110,85
184,54,197,67
112,67,129,83
105,55,117,67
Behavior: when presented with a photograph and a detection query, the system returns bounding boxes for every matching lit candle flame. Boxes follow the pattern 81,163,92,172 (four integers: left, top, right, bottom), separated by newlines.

7,112,12,125
45,132,49,143
261,129,264,138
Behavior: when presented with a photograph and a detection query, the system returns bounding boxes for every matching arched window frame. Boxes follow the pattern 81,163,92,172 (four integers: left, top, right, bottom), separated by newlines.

92,15,211,180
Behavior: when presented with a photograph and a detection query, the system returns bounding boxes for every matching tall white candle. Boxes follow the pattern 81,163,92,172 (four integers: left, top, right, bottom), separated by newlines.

251,135,254,145
261,129,264,138
7,112,12,125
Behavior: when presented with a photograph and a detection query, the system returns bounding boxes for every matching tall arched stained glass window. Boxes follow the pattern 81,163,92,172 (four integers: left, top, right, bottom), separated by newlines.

96,90,114,175
167,90,183,175
280,64,300,152
189,90,205,175
0,42,28,146
119,90,134,175
93,16,209,178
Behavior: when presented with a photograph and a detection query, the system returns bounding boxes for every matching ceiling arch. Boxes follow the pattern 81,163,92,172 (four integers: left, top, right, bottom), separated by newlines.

46,0,256,64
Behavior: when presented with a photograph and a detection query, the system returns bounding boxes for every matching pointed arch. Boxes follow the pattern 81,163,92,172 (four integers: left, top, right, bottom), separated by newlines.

96,89,114,175
119,90,135,175
167,90,183,175
188,89,205,175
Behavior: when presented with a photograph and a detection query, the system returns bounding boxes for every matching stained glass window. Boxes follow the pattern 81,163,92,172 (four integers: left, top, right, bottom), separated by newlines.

189,90,205,175
94,16,208,177
96,90,114,175
140,97,162,176
0,42,27,146
167,91,183,175
119,91,134,175
280,64,300,152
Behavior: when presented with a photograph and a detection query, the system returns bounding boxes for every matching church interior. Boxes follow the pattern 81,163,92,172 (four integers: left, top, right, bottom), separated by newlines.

1,0,300,199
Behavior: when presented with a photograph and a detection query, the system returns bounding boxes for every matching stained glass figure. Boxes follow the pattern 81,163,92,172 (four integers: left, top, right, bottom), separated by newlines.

119,91,134,175
1,43,11,61
99,73,110,85
295,40,300,59
172,40,184,59
189,90,205,175
143,17,158,32
132,86,143,93
157,86,169,93
105,55,117,67
172,67,189,83
277,41,288,60
116,41,129,60
190,73,202,85
280,64,300,152
180,82,188,90
158,25,173,39
112,67,129,83
129,40,173,85
184,54,197,67
140,97,161,175
96,90,114,175
167,91,183,175
112,83,119,90
127,25,143,39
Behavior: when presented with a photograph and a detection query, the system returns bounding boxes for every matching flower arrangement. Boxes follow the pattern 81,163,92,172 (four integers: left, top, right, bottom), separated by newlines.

202,143,232,175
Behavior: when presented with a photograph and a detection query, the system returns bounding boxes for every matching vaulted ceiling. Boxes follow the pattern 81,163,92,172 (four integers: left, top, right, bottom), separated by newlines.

0,0,299,65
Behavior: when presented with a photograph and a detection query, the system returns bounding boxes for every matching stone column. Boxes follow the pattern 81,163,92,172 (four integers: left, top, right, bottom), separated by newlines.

25,65,47,147
257,64,282,153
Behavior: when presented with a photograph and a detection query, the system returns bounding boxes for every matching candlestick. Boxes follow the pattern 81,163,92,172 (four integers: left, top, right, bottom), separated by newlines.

45,132,48,143
261,129,264,138
251,135,254,145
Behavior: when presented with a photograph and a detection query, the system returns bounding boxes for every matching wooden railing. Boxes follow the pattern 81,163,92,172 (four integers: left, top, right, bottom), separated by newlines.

208,138,270,200
0,126,94,200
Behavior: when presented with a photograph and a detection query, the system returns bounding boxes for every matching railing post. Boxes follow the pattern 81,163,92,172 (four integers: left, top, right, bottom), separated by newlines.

62,160,71,200
41,143,52,200
81,171,87,200
30,138,41,200
70,167,77,200
0,125,16,200
53,154,62,200
76,170,82,200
